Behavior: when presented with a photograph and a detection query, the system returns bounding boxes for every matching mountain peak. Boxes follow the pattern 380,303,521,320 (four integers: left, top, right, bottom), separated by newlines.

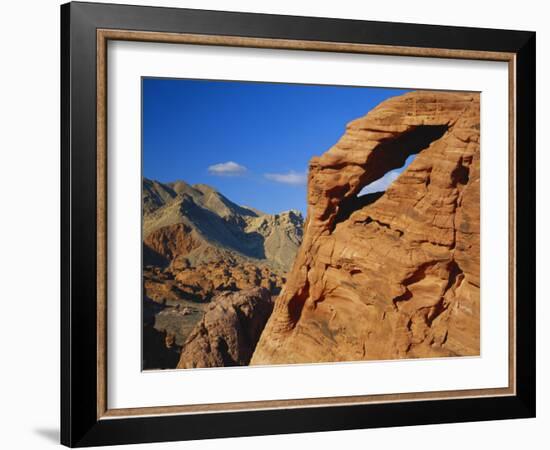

169,180,195,196
192,183,218,194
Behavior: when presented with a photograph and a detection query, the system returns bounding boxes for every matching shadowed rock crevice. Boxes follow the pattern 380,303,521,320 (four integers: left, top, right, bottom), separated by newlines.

451,157,470,186
334,191,384,224
286,277,310,325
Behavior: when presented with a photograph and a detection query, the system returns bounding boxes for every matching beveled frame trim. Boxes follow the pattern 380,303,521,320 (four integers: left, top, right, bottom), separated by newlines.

96,29,517,420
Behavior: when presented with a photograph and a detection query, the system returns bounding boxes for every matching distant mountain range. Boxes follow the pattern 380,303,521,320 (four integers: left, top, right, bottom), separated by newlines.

142,178,304,272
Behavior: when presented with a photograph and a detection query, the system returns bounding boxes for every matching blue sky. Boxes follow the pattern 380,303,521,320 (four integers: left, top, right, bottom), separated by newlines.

143,78,410,215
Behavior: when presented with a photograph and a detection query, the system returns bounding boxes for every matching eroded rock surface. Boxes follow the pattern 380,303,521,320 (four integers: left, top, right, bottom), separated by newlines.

251,91,480,365
177,287,274,368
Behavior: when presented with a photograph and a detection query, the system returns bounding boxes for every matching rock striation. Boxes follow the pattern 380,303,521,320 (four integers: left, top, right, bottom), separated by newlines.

177,287,274,368
251,91,480,365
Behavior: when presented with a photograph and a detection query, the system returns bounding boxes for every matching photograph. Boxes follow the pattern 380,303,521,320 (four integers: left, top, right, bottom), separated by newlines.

141,79,481,370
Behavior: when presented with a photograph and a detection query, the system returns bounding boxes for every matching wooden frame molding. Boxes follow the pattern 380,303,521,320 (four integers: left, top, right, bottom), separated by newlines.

96,29,517,420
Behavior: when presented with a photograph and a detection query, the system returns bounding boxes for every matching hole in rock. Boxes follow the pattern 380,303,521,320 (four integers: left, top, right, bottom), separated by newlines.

334,125,448,225
359,153,418,196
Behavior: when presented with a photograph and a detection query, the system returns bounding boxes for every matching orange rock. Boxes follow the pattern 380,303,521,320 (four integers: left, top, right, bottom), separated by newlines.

144,223,201,261
177,287,274,368
251,91,480,365
173,261,286,300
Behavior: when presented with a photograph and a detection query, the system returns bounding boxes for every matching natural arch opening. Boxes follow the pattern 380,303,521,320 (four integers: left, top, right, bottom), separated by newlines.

359,153,418,196
334,125,448,225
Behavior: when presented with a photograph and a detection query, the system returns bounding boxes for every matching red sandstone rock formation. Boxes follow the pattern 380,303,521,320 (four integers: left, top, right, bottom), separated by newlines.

251,91,480,365
177,287,274,368
144,223,201,262
174,262,286,299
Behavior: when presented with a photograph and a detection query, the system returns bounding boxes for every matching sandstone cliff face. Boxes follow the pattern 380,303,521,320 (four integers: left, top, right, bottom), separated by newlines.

177,287,274,368
251,91,480,365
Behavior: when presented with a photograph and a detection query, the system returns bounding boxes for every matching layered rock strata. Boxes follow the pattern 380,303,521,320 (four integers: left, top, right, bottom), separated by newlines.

251,91,480,365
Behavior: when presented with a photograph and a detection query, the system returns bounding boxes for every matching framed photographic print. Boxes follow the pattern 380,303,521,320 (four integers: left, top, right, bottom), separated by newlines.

60,1,536,447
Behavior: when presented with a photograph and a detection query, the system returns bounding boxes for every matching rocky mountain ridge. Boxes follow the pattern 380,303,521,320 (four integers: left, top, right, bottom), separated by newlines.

143,178,303,272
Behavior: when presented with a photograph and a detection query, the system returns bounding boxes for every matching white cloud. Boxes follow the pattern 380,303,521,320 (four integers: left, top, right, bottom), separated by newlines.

359,170,400,195
207,161,247,176
264,171,307,186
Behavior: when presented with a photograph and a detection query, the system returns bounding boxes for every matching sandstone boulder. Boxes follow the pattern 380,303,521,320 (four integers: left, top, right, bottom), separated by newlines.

177,287,274,368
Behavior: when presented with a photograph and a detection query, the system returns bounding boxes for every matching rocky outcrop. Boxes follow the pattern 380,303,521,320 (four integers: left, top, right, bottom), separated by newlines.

251,91,480,365
144,252,285,305
174,261,286,300
143,243,286,368
144,223,202,262
177,287,274,368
